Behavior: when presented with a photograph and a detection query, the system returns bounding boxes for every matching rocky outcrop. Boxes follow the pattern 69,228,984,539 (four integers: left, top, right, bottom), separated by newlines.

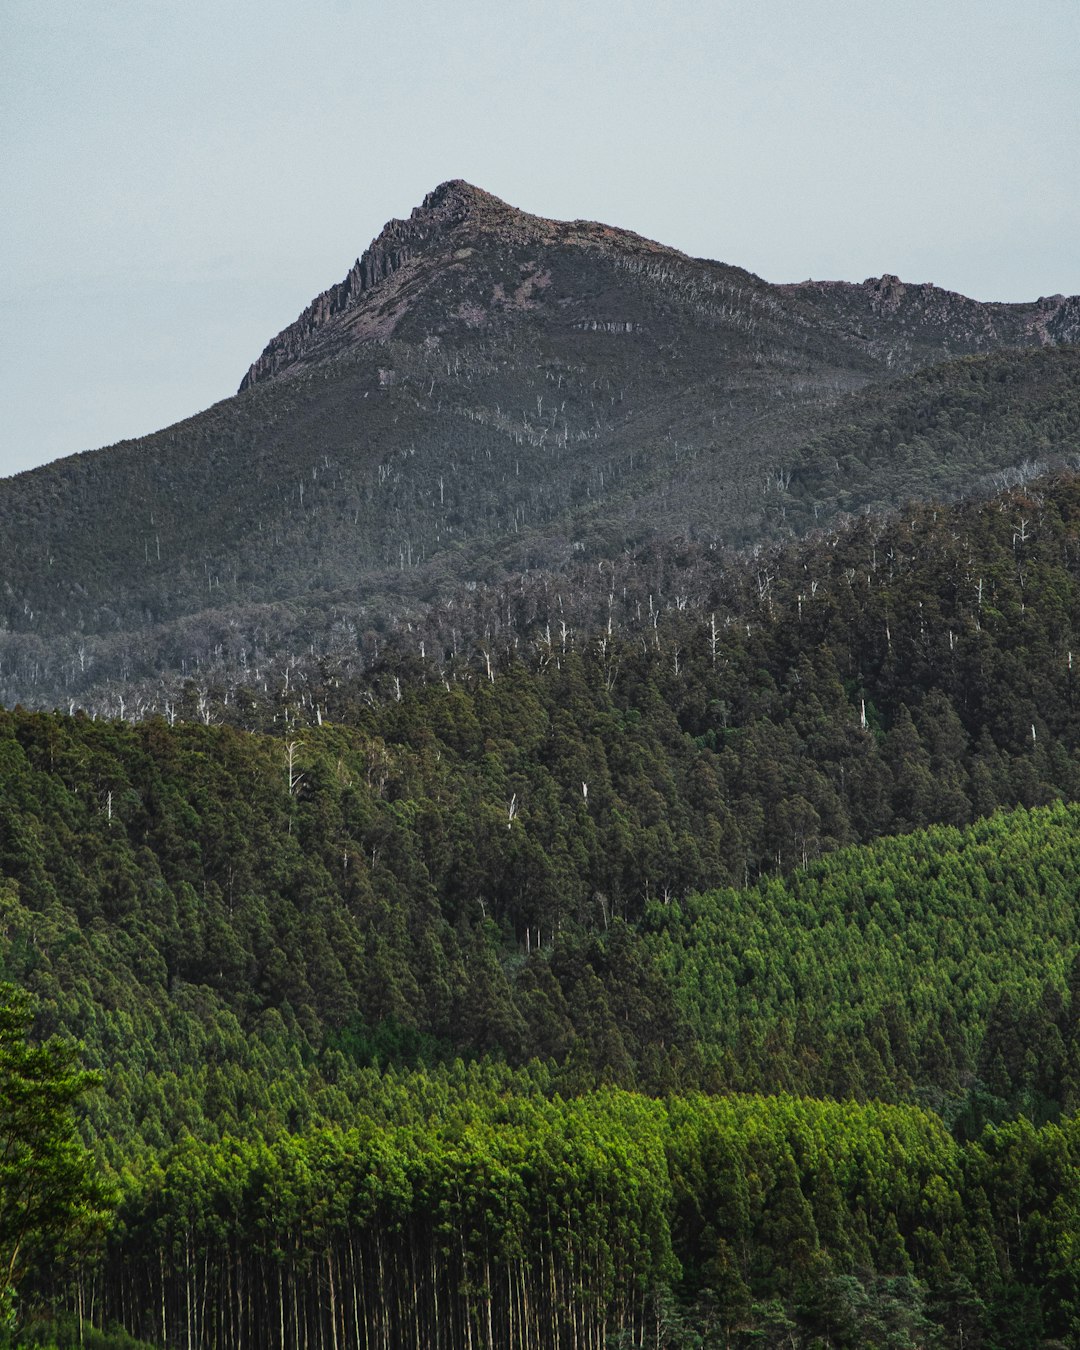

1040,294,1080,345
782,274,1080,361
238,183,489,390
238,181,686,391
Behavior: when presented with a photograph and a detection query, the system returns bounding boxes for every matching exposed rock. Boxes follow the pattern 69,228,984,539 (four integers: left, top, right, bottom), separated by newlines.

238,181,687,391
782,273,1080,356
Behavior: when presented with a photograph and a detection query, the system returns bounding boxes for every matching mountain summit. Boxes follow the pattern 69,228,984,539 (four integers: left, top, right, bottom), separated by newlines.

239,180,685,390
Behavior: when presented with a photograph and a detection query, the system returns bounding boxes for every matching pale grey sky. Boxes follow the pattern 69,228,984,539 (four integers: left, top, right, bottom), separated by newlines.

3,0,1078,477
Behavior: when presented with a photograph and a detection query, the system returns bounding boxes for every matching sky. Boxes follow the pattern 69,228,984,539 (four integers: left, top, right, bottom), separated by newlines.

2,0,1078,478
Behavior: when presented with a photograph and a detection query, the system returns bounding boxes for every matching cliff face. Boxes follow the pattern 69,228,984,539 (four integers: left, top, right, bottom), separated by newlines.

238,182,492,388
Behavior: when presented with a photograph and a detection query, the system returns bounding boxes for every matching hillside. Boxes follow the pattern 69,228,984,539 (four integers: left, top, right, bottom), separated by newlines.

2,181,1079,711
8,463,1080,1344
7,474,1080,1121
6,757,1080,1343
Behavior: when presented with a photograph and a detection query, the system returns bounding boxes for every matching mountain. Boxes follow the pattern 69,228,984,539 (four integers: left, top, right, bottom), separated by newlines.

2,180,1079,712
7,182,1080,1345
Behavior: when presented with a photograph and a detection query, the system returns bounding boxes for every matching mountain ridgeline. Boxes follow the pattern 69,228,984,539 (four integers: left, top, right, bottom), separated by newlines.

2,180,1080,712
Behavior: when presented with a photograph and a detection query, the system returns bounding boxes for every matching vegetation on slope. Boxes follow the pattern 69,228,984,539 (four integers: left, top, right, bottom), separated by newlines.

6,688,1080,1339
22,1061,1080,1347
6,473,1080,1344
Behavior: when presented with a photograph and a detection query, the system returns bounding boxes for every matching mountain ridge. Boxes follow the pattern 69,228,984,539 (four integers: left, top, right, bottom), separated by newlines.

240,179,1080,393
783,272,1080,366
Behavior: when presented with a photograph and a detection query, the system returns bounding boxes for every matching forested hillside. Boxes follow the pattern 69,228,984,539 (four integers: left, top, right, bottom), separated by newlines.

7,788,1080,1345
8,473,1080,1343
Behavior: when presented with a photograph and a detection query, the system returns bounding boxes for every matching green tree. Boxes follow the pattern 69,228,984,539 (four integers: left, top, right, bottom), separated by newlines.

0,985,110,1332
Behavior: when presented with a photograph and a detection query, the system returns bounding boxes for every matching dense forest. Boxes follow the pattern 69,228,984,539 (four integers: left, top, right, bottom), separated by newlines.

32,1078,1080,1349
8,791,1080,1347
5,471,1080,1344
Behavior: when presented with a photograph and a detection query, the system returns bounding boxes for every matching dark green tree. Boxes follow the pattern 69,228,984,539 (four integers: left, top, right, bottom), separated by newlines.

0,985,110,1332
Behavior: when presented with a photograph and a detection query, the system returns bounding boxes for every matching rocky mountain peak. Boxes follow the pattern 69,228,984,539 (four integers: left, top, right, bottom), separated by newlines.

238,182,1080,398
238,181,538,391
238,182,686,392
417,179,516,225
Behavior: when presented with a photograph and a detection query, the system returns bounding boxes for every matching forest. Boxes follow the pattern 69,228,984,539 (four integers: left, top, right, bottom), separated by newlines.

6,471,1080,1345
